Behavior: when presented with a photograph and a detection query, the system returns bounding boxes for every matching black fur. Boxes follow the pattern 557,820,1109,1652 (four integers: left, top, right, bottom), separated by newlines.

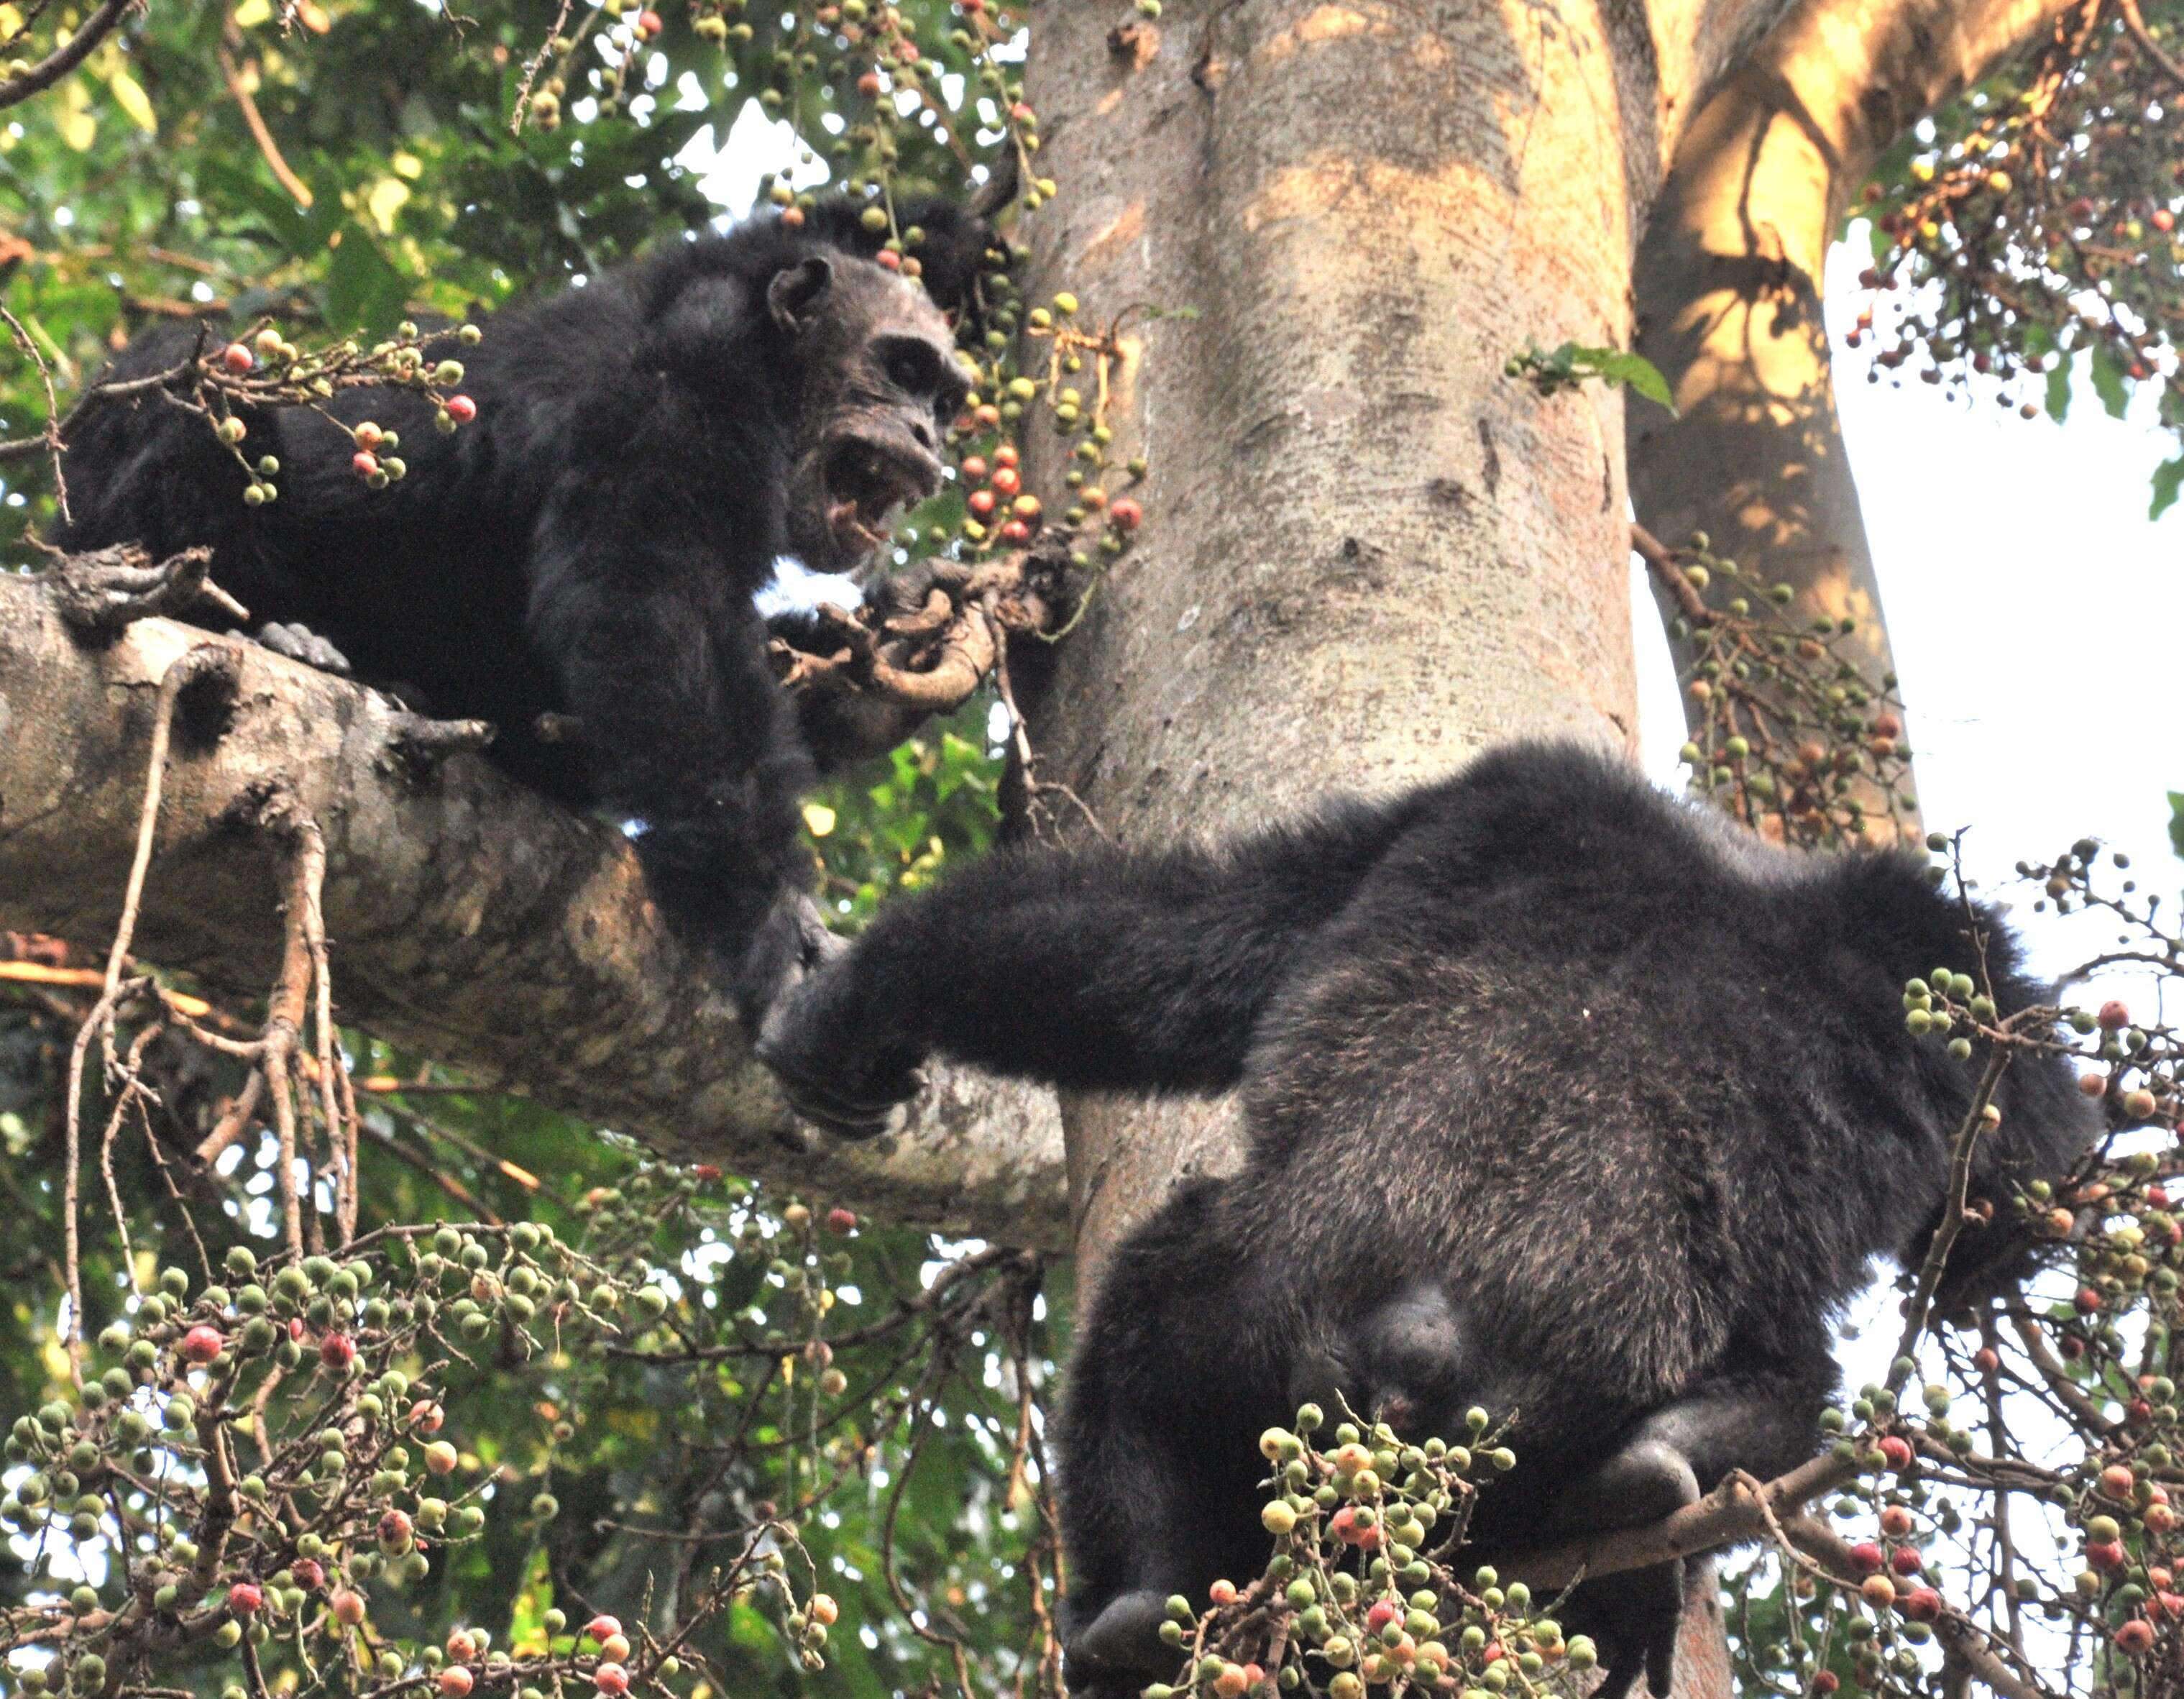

53,198,989,1020
756,741,2096,1695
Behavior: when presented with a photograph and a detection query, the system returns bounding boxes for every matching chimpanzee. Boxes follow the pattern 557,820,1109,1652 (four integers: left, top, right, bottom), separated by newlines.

52,196,988,1020
753,740,2096,1698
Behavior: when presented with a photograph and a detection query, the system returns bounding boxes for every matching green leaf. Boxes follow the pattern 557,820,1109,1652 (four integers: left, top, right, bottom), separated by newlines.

2152,457,2184,521
2170,793,2184,861
198,158,318,257
2089,344,2129,421
324,222,408,337
1595,349,1676,411
2045,361,2072,424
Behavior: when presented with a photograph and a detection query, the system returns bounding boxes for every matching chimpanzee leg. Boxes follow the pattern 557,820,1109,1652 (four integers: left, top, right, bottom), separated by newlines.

1551,1373,1829,1699
1059,1415,1236,1693
1059,1184,1280,1697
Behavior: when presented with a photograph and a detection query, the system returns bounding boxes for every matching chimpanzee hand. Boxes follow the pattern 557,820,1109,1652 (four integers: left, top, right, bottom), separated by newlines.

733,889,845,1033
1061,1590,1178,1699
861,556,949,623
753,944,929,1139
789,557,963,772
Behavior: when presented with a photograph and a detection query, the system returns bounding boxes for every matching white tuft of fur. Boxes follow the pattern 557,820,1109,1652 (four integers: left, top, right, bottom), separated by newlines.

754,555,864,620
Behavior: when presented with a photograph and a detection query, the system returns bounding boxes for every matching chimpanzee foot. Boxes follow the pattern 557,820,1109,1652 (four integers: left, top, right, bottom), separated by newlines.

1554,1437,1701,1699
1064,1590,1176,1696
1575,1557,1687,1699
256,620,354,675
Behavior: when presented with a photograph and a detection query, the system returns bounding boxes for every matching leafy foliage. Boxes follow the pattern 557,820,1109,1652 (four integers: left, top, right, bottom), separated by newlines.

809,703,1002,929
1850,1,2184,513
1502,342,1674,411
0,998,1062,1698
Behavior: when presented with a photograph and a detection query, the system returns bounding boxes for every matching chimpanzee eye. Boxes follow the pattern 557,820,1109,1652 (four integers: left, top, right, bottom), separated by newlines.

881,337,944,395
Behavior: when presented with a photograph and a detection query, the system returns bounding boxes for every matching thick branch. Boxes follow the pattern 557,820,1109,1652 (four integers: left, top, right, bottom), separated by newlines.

1630,0,2073,833
0,572,1068,1245
1508,1452,1855,1590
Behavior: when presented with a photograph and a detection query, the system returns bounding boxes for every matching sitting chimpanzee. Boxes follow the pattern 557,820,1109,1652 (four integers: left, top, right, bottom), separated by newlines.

754,741,2095,1698
52,197,988,1020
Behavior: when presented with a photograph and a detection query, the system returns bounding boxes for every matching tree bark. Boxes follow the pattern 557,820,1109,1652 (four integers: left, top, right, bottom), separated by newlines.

0,572,1070,1245
1628,0,2076,823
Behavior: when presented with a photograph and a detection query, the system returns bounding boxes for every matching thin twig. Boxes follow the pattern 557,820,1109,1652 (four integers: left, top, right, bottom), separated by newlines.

196,1069,265,1167
137,1076,214,1280
1,303,68,519
216,35,313,206
396,1105,541,1190
1630,522,1712,626
253,787,331,1254
97,1024,167,1286
2119,0,2184,96
358,1122,501,1221
0,960,211,1016
1886,1045,2014,1392
0,0,137,113
510,0,576,135
62,975,152,1370
0,357,200,464
102,645,234,1020
292,820,354,1238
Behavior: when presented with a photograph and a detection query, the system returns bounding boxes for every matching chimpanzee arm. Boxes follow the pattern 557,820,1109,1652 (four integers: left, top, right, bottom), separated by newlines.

527,491,822,1023
754,790,1423,1134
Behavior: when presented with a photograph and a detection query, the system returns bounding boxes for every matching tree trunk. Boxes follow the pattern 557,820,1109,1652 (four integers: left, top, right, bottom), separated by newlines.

1020,0,1666,1272
1628,0,2075,829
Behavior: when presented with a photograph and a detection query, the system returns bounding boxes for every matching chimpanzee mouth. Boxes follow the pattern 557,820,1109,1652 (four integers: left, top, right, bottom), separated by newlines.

822,439,937,557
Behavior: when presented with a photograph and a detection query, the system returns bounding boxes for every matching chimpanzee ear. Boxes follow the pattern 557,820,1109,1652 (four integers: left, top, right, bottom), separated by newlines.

768,257,834,335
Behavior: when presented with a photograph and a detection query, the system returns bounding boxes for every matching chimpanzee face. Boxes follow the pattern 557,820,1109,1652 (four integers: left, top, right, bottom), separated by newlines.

773,256,972,572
